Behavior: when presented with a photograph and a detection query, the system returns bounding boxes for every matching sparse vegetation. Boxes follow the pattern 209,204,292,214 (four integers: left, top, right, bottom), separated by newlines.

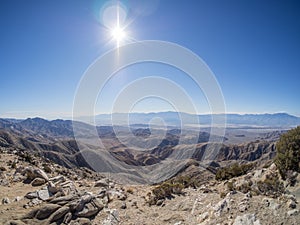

227,180,235,191
256,174,284,198
147,181,184,205
126,188,134,194
275,126,300,179
169,175,198,188
215,162,255,181
236,180,253,194
42,163,52,173
11,161,17,169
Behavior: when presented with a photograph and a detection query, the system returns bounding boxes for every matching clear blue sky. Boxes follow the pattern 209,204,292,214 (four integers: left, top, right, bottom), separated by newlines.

0,0,299,119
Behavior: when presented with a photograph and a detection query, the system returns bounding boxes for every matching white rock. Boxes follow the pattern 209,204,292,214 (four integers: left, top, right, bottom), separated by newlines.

214,198,230,216
14,196,22,202
103,209,119,225
253,169,263,179
287,200,297,209
287,209,299,216
233,214,261,225
269,163,277,171
38,189,52,201
23,167,49,181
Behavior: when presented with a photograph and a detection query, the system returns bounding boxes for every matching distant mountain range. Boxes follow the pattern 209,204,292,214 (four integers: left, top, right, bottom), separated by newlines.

94,112,300,128
0,113,298,183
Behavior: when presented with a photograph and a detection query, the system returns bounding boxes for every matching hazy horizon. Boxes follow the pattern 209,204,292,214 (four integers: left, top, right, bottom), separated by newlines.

1,110,299,121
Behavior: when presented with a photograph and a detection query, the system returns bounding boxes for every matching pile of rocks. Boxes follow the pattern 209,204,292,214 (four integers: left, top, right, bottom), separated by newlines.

20,191,104,224
5,168,116,225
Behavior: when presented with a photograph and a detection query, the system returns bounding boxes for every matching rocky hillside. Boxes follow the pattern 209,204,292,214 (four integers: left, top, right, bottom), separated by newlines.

0,118,279,179
0,144,300,224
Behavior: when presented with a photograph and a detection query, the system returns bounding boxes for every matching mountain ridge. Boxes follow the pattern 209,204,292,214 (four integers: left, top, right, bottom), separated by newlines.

94,112,300,127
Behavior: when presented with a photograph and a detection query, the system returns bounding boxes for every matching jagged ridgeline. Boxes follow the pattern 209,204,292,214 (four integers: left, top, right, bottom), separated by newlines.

0,114,297,183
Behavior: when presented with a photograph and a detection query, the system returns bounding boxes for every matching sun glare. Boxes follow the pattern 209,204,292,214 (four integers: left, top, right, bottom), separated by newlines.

100,2,133,49
111,26,126,44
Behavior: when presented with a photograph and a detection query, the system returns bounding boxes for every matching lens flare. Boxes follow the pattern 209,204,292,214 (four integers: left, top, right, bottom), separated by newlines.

98,1,131,48
111,26,126,47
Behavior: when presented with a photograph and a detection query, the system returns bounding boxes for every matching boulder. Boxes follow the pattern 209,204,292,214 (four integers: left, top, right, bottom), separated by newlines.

76,202,100,218
75,193,93,212
94,179,109,188
63,212,72,224
214,198,230,216
103,209,120,225
22,208,40,219
47,181,60,194
48,206,70,223
31,178,47,186
75,197,104,218
69,217,91,225
49,175,66,183
49,195,75,205
23,167,49,181
38,189,52,201
25,191,38,199
287,209,299,216
35,204,61,220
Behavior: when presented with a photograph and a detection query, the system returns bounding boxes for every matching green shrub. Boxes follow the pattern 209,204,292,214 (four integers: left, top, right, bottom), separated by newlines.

236,180,253,194
23,153,33,164
275,126,300,179
256,174,284,198
215,162,255,180
147,181,184,205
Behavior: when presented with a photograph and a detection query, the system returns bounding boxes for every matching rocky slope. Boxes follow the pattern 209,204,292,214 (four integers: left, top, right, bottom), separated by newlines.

0,146,300,225
0,118,279,177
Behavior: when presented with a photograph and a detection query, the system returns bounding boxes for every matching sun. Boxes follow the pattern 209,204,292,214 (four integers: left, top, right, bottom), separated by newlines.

111,26,126,44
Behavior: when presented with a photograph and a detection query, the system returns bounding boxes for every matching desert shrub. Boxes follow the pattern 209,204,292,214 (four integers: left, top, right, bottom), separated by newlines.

219,191,227,198
126,188,134,194
274,126,300,179
152,182,184,199
43,164,52,173
236,181,253,194
227,181,235,191
11,161,17,169
263,161,272,169
0,166,6,171
215,162,255,180
23,152,33,164
256,174,284,198
147,181,184,205
170,175,199,188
